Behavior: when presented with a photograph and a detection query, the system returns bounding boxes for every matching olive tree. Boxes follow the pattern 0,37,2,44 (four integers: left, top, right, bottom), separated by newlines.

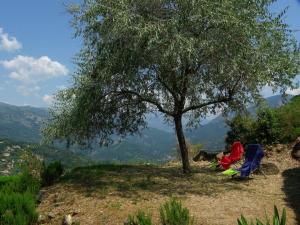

43,0,300,173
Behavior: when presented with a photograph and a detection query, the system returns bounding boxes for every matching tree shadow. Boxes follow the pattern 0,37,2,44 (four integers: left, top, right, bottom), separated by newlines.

60,164,246,200
282,167,300,224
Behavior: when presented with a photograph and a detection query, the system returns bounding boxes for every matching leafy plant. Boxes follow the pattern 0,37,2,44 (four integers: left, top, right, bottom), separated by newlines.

125,211,153,225
237,206,286,225
41,161,64,186
0,191,38,225
0,173,40,225
160,198,194,225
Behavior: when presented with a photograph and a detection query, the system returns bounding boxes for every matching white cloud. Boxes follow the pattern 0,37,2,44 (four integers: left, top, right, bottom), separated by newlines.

42,94,54,105
0,27,22,52
286,88,300,96
0,55,69,84
17,85,40,96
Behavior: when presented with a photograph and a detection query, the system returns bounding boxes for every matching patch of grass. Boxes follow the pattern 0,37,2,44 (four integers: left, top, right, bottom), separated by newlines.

109,201,122,210
0,172,39,225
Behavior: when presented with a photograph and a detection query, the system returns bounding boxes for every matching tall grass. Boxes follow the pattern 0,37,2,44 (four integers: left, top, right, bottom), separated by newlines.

0,172,40,225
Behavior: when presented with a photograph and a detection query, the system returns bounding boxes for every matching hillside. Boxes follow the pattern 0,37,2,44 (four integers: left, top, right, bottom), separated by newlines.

0,138,93,175
0,95,293,163
0,102,176,163
0,102,47,142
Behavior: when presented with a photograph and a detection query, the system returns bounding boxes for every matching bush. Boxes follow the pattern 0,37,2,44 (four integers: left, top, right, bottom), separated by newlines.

126,211,153,225
255,108,281,145
226,115,255,147
41,161,64,186
237,206,286,225
0,172,39,195
18,149,44,181
125,199,194,225
0,191,38,225
160,198,194,225
0,173,40,225
226,96,300,147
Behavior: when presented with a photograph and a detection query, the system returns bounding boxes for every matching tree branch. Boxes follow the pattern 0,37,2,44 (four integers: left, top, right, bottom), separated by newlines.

118,90,175,116
182,96,232,113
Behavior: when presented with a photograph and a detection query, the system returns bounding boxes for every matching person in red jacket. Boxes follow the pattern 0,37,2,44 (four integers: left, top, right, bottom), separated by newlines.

219,141,244,170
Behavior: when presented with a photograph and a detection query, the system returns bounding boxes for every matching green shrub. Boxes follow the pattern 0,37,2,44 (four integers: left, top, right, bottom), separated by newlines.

126,211,153,225
41,161,64,186
0,173,39,225
0,172,39,195
226,96,300,147
0,191,38,225
237,206,286,225
160,198,194,225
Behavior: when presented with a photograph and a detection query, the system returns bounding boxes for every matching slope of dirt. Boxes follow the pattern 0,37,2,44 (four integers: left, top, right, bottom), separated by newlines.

37,152,299,225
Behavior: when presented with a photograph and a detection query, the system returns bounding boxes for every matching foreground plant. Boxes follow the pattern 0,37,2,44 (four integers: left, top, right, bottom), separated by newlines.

126,211,153,225
160,198,194,225
125,198,194,225
237,206,286,225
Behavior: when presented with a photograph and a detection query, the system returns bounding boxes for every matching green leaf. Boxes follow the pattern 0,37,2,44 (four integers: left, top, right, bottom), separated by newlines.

280,208,286,225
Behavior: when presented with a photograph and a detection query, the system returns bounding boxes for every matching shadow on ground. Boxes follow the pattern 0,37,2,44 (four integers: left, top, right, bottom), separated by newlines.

282,167,300,224
60,164,247,200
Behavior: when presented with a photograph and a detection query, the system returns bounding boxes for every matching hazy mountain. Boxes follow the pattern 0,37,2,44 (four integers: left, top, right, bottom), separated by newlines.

0,95,292,163
0,102,176,162
0,102,48,142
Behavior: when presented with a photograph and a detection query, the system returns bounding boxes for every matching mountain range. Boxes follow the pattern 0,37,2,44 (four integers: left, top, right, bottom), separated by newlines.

0,95,290,163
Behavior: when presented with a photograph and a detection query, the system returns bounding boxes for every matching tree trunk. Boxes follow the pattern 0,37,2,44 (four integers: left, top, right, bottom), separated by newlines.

174,115,191,174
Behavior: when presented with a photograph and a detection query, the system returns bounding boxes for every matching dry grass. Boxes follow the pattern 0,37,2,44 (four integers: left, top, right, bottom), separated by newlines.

37,152,300,225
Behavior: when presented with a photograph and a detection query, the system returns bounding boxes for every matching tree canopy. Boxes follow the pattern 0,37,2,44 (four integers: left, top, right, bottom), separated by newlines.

43,0,300,173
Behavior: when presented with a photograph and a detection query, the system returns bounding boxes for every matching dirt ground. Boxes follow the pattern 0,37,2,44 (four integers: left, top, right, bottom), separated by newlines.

37,152,300,225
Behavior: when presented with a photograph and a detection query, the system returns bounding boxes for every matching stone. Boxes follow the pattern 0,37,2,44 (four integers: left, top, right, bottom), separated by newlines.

36,190,46,203
38,214,47,223
193,150,217,161
62,214,72,225
47,212,55,220
292,138,300,160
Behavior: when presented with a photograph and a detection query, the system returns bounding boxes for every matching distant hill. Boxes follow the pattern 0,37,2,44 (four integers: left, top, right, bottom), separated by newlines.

0,95,292,163
0,102,47,142
0,138,93,175
0,102,176,162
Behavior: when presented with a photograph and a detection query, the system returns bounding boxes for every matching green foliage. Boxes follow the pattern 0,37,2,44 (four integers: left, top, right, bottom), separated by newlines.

125,198,194,225
255,108,281,145
226,95,300,146
226,115,255,146
18,149,43,180
160,198,194,225
275,95,300,142
41,161,64,186
0,172,40,195
0,192,38,225
126,211,153,225
237,206,286,225
0,173,40,225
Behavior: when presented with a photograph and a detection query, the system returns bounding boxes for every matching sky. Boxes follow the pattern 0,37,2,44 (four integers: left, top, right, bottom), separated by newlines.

0,0,300,107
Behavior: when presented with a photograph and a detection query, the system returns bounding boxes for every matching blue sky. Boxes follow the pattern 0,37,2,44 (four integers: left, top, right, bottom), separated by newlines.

0,0,300,107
